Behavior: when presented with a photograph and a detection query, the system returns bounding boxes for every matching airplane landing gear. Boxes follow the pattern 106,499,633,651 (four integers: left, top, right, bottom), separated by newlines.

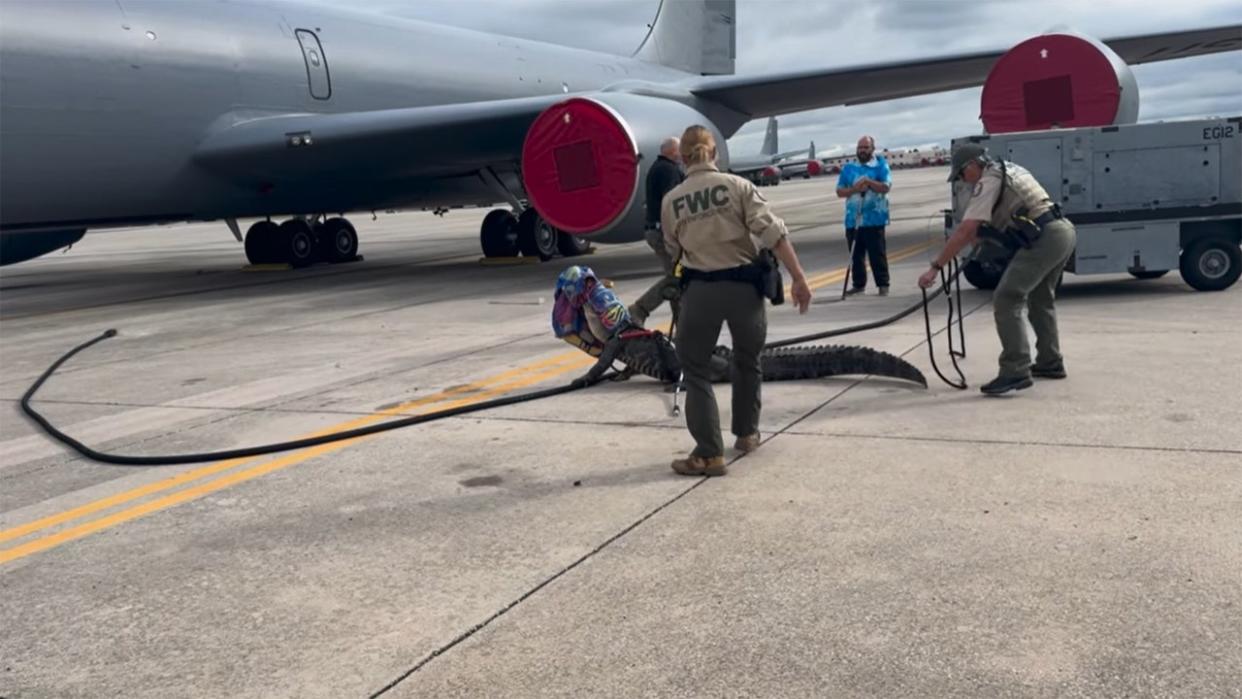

244,216,360,267
244,221,281,264
517,208,558,261
280,219,317,268
479,207,587,259
480,209,520,257
317,217,359,263
557,231,592,257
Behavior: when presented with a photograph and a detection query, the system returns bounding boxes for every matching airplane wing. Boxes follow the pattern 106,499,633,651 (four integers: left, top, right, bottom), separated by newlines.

691,24,1242,118
193,94,566,182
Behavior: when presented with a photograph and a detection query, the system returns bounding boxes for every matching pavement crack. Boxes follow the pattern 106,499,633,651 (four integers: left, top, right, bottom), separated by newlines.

782,430,1242,456
370,293,990,694
369,475,712,697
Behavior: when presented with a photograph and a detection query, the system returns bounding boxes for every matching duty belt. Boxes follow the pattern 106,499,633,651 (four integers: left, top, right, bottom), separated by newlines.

981,204,1064,250
1031,208,1064,229
680,263,763,285
681,251,785,305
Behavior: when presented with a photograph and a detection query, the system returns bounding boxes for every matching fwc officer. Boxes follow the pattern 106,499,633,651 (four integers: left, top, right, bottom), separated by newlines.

919,143,1077,395
662,125,812,477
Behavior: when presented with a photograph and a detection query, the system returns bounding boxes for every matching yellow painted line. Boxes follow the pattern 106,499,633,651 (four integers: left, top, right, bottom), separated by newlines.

0,356,596,565
793,239,934,293
1,244,933,562
0,351,582,546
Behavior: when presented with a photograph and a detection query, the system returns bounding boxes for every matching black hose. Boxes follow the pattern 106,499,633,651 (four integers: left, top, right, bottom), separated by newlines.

20,328,612,466
23,262,970,465
920,260,968,389
766,264,964,349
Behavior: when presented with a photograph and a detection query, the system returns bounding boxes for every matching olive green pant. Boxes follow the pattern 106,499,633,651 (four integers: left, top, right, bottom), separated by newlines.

630,275,681,325
993,219,1077,378
675,280,766,459
630,226,681,325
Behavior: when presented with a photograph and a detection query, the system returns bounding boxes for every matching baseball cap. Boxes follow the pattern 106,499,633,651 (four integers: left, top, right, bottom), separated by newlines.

948,143,987,181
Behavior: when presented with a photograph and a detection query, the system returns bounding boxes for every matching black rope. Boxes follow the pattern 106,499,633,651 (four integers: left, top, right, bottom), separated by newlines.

20,329,614,466
920,259,968,390
766,264,964,349
23,259,972,465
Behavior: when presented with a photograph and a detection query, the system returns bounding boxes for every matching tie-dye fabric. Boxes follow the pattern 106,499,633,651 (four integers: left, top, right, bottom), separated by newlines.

551,265,630,340
836,155,892,229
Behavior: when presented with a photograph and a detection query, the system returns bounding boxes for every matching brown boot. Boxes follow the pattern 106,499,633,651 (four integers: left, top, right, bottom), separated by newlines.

733,433,761,454
670,455,727,477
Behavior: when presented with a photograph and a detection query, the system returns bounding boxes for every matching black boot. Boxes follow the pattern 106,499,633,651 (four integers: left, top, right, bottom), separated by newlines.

1031,362,1067,379
980,374,1033,395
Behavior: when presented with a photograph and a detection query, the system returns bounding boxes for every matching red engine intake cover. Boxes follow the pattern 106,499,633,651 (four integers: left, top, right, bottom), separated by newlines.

981,34,1128,134
520,98,639,234
806,160,822,176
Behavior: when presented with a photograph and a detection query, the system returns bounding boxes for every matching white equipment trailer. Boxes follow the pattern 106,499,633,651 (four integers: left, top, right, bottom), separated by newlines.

947,116,1241,291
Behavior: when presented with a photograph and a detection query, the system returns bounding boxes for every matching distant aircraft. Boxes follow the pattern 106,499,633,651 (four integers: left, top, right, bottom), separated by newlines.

1,0,1238,266
778,142,822,180
727,117,809,186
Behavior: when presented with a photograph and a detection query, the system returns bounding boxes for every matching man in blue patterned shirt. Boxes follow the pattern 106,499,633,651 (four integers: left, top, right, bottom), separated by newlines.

835,135,892,296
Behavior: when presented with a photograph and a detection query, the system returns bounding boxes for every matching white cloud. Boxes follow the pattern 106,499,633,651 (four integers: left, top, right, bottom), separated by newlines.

338,0,1241,153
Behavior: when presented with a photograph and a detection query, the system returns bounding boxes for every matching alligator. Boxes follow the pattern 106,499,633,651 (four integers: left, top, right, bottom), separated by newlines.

609,330,927,386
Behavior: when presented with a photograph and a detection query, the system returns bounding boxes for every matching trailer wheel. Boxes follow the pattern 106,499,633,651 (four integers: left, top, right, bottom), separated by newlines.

1179,238,1241,291
1128,269,1169,280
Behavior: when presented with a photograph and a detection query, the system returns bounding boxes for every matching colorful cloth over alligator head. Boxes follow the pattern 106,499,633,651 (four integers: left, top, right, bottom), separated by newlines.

552,265,631,355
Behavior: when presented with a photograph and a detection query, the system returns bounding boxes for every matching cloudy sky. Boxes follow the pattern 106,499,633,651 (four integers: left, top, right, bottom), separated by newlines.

330,0,1240,156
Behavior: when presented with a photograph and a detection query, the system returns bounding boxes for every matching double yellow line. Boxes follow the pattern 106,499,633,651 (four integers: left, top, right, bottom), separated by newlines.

795,238,933,292
0,352,597,564
0,239,932,565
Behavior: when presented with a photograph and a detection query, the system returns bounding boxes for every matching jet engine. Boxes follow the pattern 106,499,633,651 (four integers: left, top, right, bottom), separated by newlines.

981,32,1139,134
521,94,727,243
805,160,822,177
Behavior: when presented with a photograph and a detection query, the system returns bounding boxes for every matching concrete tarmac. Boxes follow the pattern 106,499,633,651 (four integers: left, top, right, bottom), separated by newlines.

1,168,1238,698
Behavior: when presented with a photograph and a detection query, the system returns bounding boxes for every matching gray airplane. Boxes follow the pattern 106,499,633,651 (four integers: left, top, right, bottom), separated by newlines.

727,117,808,185
779,142,821,180
1,0,1238,267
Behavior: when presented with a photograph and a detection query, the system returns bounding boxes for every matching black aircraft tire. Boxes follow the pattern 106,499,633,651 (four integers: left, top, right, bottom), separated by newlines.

244,221,281,265
1180,238,1241,291
480,209,519,258
279,220,318,268
319,218,358,263
518,209,558,261
556,232,592,257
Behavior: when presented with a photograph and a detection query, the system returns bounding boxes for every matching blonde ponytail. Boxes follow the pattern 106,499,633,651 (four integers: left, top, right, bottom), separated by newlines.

679,125,717,166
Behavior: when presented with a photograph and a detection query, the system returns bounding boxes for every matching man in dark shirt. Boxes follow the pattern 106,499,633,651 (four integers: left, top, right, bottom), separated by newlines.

629,137,685,327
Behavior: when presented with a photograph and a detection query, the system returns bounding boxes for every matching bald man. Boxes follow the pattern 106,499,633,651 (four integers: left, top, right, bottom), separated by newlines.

630,136,686,326
835,135,892,296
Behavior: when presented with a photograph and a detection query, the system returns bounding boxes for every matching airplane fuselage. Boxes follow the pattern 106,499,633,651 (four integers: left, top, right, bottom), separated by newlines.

0,0,688,234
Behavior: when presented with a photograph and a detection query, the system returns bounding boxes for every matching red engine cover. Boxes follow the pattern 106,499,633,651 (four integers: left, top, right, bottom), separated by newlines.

806,160,822,176
520,98,639,234
981,34,1128,134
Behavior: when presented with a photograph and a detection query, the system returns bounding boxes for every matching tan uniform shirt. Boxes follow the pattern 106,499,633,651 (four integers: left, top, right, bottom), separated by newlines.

661,163,788,272
961,161,1053,231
